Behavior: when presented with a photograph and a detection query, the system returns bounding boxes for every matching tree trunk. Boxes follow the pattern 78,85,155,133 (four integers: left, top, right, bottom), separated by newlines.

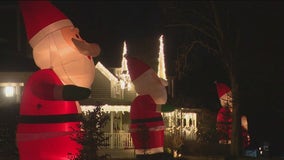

230,70,241,157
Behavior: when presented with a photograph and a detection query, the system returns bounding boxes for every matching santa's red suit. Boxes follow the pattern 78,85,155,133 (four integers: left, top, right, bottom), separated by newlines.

216,107,232,144
17,69,86,160
130,95,165,154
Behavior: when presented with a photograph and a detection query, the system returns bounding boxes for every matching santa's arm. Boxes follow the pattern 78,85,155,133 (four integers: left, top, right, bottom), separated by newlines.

156,104,176,112
54,85,91,100
32,82,90,101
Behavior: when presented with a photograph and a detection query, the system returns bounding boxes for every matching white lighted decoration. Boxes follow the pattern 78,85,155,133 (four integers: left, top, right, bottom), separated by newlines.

117,41,131,90
158,35,167,80
81,105,130,113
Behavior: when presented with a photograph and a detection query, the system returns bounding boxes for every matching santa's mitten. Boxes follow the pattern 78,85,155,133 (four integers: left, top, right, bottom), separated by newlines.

157,104,176,112
62,85,91,100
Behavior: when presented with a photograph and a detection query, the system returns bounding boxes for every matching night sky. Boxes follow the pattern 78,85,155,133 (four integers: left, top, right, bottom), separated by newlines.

230,2,284,152
0,1,284,154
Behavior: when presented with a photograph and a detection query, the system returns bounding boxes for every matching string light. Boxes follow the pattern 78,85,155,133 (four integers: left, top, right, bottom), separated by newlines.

117,41,132,90
158,35,167,80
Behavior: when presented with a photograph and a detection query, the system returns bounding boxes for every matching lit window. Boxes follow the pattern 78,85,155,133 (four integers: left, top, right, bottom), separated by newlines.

4,86,14,97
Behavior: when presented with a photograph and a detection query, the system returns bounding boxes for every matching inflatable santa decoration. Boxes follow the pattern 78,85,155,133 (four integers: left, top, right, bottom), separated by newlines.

215,81,250,147
215,81,233,144
126,55,174,160
16,1,100,160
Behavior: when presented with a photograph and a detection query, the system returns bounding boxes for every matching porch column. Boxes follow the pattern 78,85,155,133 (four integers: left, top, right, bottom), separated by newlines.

15,85,21,103
119,112,122,130
180,110,182,135
110,111,114,149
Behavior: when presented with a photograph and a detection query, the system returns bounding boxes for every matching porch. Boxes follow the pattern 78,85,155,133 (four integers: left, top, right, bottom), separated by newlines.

82,105,199,149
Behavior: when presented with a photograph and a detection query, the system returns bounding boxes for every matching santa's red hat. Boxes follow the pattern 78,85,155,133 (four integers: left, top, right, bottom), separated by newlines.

19,1,73,48
125,54,151,81
215,81,231,98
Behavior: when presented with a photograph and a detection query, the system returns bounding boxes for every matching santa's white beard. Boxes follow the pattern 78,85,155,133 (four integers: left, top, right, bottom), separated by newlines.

33,30,95,88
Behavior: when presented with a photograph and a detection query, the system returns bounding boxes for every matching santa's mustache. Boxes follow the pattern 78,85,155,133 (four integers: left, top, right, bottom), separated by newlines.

72,38,101,57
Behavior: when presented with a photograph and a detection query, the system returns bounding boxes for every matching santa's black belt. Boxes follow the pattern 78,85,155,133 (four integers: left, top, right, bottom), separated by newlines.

131,117,163,124
18,114,83,124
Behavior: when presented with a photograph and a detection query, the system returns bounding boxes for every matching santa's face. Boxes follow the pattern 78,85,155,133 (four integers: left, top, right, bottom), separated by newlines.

219,91,232,107
133,69,168,104
33,26,100,88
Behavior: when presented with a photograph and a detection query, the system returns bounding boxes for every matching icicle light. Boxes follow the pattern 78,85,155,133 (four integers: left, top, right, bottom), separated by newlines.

81,105,130,113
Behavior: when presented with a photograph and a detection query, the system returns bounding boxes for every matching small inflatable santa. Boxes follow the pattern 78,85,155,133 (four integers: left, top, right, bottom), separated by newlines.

215,81,233,144
126,55,173,160
16,1,100,160
215,81,250,147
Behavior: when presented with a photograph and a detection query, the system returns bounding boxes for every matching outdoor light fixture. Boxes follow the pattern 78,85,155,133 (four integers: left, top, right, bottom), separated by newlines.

4,86,15,97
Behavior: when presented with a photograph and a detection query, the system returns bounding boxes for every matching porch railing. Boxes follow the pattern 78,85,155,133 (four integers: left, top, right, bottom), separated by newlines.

101,129,197,149
102,133,134,149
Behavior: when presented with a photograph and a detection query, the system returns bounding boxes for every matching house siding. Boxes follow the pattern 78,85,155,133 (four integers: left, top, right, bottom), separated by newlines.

91,70,111,99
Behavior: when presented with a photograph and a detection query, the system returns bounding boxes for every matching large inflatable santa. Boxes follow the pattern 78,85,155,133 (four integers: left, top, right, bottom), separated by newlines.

16,1,100,160
126,55,174,160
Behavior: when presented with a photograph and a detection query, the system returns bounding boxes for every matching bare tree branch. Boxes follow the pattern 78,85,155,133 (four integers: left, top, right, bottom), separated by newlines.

165,23,219,43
